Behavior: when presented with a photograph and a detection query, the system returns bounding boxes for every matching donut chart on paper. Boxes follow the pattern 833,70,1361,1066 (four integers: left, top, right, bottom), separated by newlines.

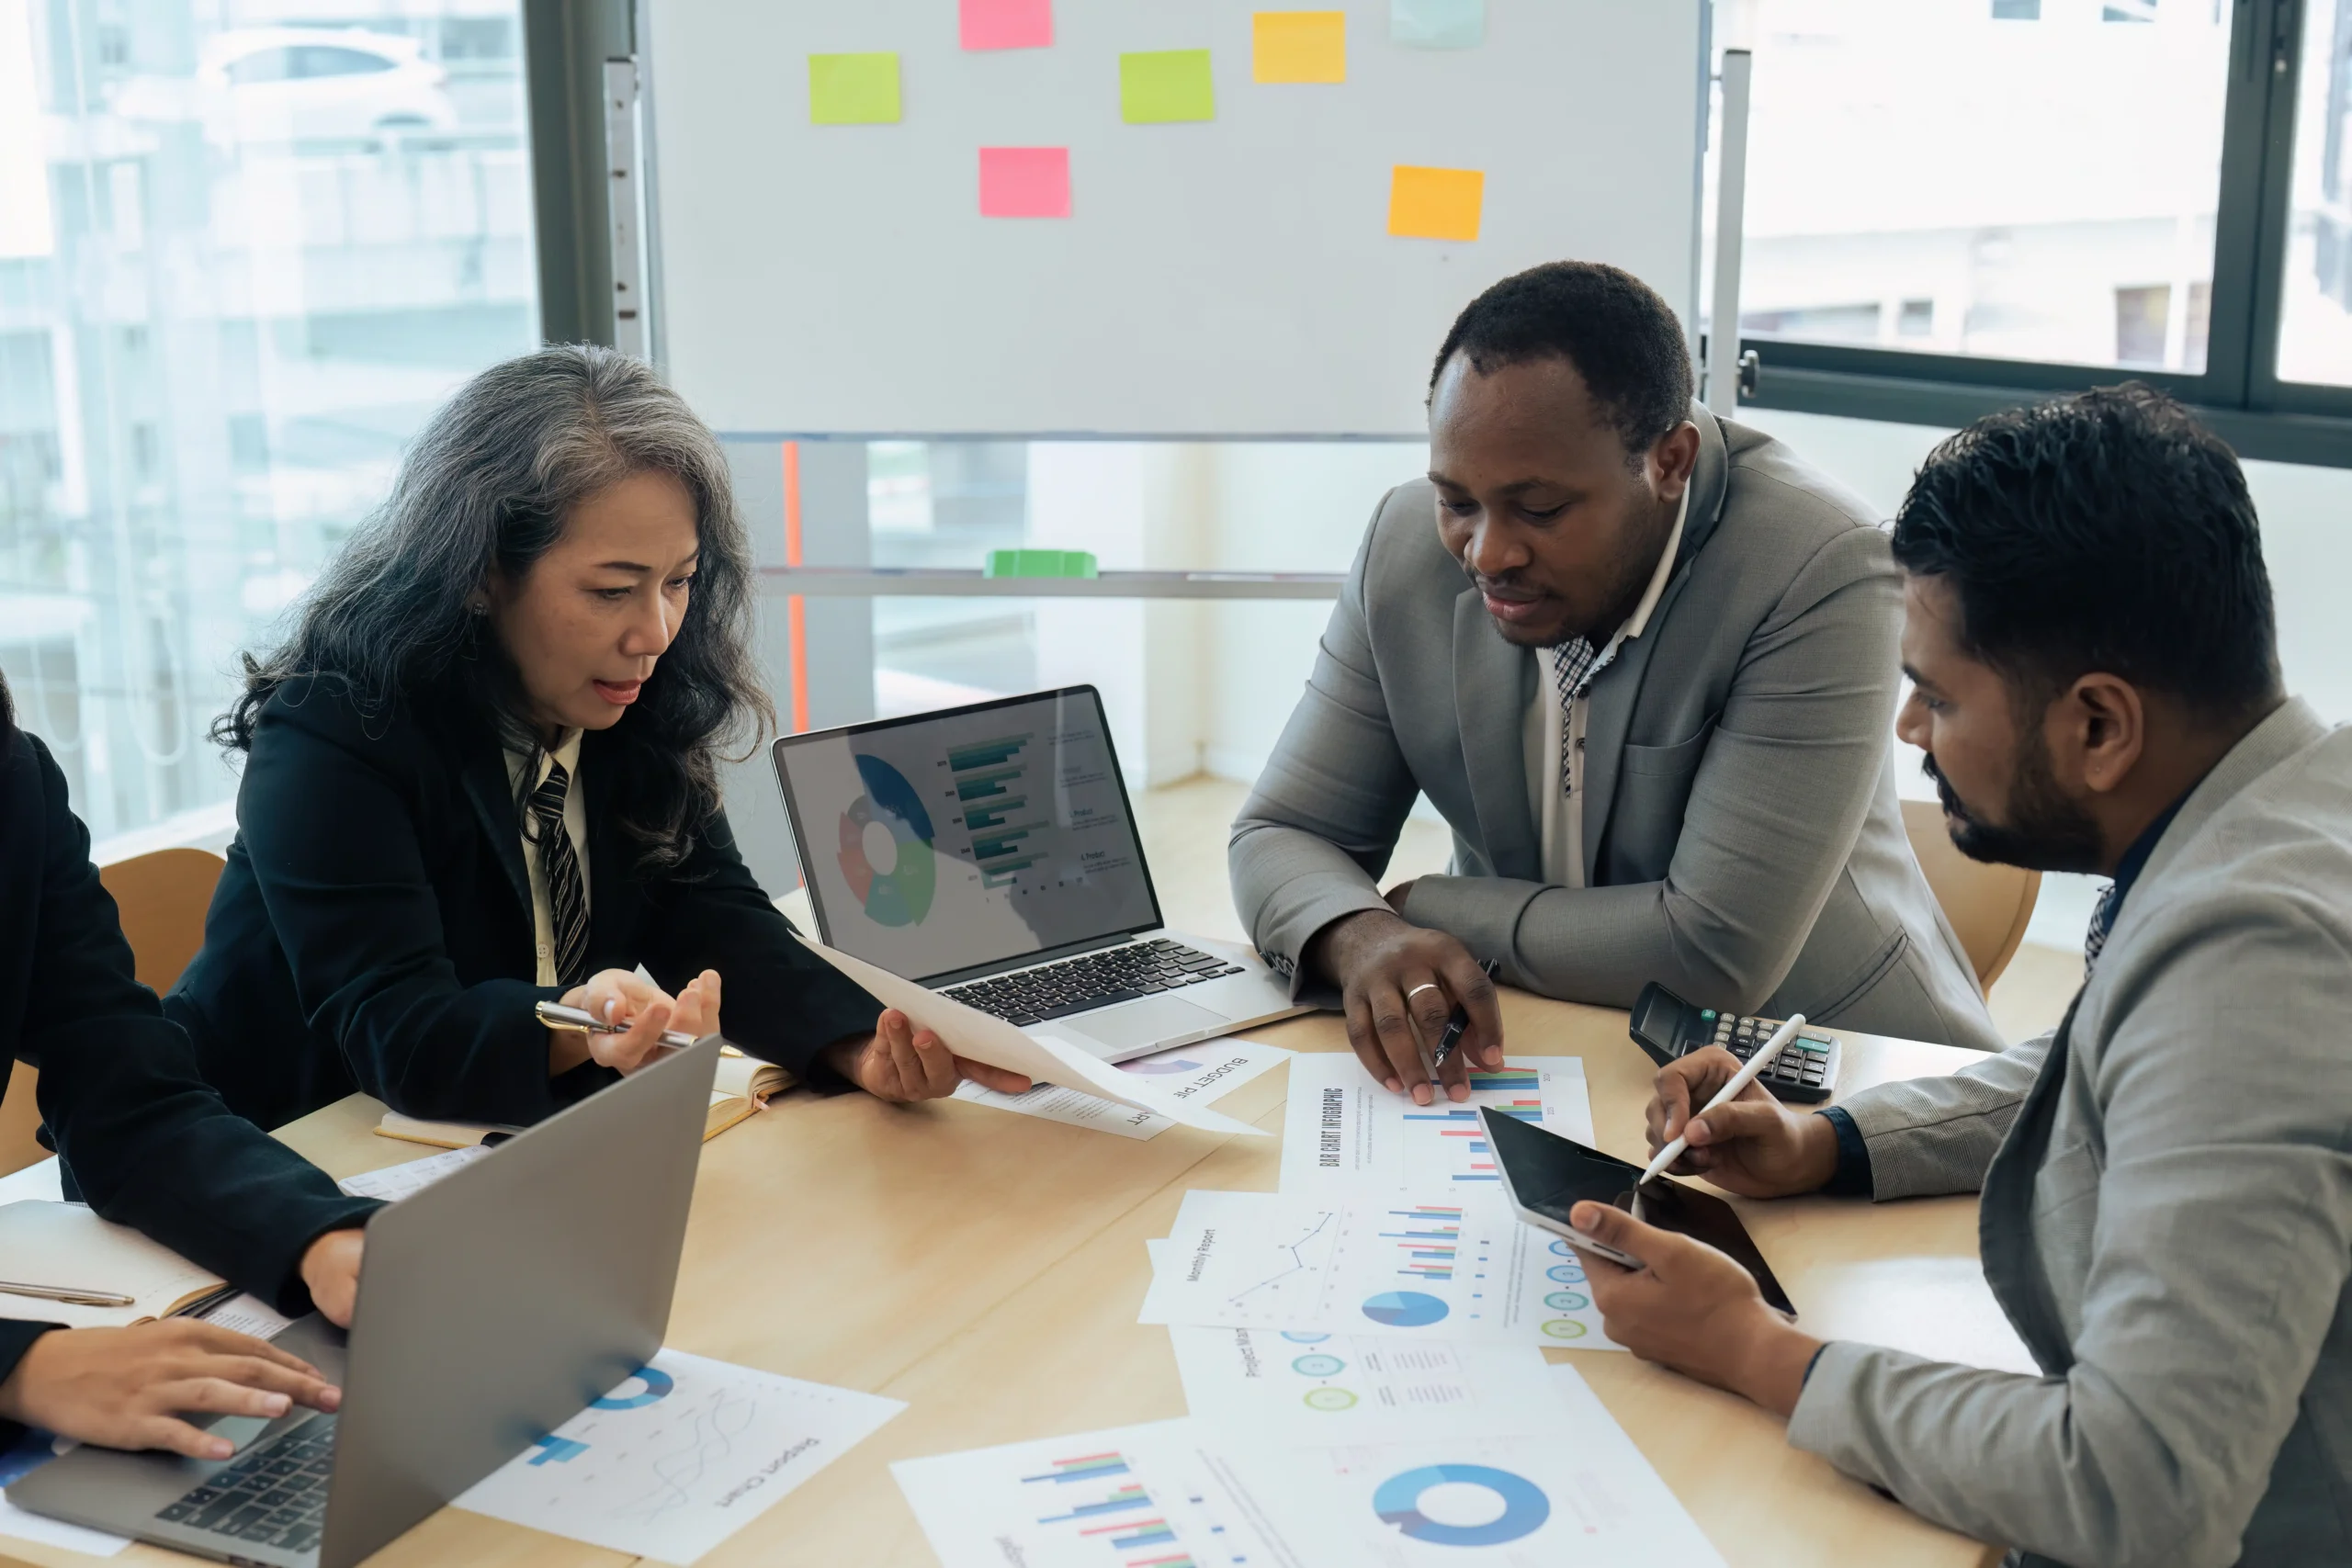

1373,1462,1551,1546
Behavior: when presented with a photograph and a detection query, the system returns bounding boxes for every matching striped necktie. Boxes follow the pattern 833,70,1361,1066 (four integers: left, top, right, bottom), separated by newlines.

2083,880,2119,973
526,757,589,988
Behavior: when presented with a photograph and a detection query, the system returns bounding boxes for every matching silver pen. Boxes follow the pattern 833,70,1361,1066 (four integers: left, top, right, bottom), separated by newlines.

534,999,695,1051
0,1279,137,1308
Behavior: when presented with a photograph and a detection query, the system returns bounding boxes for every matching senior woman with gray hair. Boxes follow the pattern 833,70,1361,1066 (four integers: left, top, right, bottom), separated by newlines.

168,345,1029,1131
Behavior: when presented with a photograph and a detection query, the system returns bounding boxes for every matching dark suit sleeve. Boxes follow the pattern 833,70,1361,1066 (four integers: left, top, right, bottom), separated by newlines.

0,1318,60,1448
236,705,584,1125
636,807,881,1077
12,736,380,1317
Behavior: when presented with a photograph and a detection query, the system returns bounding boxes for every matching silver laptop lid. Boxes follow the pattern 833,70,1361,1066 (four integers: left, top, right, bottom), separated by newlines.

317,1035,721,1568
771,685,1166,985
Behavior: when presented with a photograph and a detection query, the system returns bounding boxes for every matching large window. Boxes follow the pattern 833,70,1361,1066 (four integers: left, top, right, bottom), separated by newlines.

1714,0,2352,462
0,0,537,846
2278,0,2352,386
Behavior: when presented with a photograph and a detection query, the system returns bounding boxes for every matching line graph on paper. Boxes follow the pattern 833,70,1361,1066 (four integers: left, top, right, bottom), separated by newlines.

1227,1212,1336,1309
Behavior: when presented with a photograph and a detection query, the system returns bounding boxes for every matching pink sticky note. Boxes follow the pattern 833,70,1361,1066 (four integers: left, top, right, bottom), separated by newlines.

961,0,1053,51
978,147,1070,218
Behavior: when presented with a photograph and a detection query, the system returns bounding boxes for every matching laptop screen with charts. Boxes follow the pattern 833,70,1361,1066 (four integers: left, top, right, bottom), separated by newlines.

772,686,1167,985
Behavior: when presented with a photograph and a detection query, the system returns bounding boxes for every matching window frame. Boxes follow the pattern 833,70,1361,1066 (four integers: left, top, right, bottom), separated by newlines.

1730,0,2352,468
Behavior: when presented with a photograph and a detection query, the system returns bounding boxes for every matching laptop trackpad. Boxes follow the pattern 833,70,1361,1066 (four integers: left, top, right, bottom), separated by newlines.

1066,996,1226,1052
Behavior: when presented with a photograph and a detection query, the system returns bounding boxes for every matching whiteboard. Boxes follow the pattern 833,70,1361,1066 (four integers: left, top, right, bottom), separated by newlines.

647,1,1705,438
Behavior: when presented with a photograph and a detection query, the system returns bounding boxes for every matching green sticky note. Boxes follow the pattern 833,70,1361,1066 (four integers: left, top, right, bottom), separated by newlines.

808,52,901,125
1120,50,1216,124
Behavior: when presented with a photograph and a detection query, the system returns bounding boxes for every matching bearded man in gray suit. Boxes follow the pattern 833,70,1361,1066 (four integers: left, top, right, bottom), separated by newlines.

1229,262,1999,1103
1584,385,2351,1568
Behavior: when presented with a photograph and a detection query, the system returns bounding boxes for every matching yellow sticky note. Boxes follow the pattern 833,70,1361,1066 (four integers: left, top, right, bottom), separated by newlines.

1388,164,1484,241
808,52,901,125
1254,12,1347,84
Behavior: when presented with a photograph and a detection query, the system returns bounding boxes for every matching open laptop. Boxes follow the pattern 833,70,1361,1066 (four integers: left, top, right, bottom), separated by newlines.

8,1035,724,1568
772,684,1304,1062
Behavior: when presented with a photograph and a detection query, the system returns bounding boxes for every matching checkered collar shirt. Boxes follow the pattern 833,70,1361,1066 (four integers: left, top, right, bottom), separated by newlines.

1521,490,1689,889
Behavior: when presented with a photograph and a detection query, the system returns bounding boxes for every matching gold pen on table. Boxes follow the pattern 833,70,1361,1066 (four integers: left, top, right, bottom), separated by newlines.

0,1279,136,1308
534,999,695,1051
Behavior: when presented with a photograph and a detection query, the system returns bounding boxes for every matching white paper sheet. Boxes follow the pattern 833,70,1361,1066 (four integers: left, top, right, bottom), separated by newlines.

194,1292,295,1341
797,936,1267,1137
1140,1190,1620,1349
891,1416,1329,1568
454,1348,903,1563
952,1078,1175,1139
0,1497,130,1557
1166,1325,1564,1442
0,1431,129,1556
1280,1054,1594,1197
953,1037,1293,1139
336,1145,491,1201
1299,1364,1725,1565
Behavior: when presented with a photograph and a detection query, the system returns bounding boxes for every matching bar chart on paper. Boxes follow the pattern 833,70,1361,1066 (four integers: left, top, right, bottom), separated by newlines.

1137,1190,1620,1349
892,1417,1323,1568
1282,1055,1595,1197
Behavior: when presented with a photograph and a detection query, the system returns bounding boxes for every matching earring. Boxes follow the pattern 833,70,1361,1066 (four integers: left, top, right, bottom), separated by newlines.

468,598,488,616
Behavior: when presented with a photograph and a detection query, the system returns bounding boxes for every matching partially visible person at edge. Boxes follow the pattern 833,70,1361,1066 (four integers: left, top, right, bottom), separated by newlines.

0,669,378,1461
1576,385,2352,1568
1229,261,1999,1105
167,345,1031,1132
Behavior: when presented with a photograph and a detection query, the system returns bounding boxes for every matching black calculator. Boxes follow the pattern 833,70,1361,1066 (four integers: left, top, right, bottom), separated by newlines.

1626,981,1841,1104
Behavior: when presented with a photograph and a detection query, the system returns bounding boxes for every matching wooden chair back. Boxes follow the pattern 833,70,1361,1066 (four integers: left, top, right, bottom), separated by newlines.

0,848,226,1178
1900,797,2041,993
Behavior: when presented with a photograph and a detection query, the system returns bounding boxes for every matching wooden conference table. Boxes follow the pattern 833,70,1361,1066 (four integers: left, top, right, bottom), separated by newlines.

3,991,2021,1568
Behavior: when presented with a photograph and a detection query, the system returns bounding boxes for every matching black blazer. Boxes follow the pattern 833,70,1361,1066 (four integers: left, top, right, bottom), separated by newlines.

168,677,882,1132
0,728,378,1419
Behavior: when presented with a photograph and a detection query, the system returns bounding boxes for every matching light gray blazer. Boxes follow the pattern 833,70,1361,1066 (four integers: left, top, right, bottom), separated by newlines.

1792,698,2352,1568
1227,404,2000,1051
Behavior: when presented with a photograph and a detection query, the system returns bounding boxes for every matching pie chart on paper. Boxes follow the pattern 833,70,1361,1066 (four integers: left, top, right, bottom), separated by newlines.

1361,1290,1449,1328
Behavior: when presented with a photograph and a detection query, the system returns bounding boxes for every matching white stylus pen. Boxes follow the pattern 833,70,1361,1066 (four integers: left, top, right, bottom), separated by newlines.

1638,1013,1807,1186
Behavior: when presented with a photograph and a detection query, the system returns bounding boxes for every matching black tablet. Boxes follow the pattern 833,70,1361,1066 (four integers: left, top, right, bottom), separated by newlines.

1479,1105,1796,1316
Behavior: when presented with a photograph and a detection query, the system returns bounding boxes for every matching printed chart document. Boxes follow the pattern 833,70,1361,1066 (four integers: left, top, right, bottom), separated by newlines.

1140,1190,1620,1349
1167,1326,1563,1443
455,1348,903,1563
1281,1054,1594,1197
1301,1365,1725,1566
892,1416,1329,1568
799,936,1266,1137
953,1037,1291,1140
336,1145,490,1201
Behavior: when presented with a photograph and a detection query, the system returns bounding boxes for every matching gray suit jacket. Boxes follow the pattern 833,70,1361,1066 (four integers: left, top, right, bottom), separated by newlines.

1227,404,2000,1050
1791,698,2352,1568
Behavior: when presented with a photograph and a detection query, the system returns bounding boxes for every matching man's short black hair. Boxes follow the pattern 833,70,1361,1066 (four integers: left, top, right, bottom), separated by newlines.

1430,261,1695,457
1892,382,2281,719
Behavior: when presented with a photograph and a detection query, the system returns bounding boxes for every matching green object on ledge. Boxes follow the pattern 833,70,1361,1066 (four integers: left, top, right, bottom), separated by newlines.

983,548,1099,580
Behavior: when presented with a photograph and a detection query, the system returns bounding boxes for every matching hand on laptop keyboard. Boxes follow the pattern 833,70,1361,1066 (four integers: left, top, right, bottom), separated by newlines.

155,1414,336,1555
0,1320,341,1461
941,940,1246,1025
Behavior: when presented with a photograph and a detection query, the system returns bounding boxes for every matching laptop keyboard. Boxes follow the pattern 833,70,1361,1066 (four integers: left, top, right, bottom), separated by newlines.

940,939,1245,1025
154,1415,334,1558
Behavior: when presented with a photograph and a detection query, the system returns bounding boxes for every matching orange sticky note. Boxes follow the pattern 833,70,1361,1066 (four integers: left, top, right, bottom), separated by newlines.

1388,164,1483,241
1253,11,1346,84
978,147,1070,218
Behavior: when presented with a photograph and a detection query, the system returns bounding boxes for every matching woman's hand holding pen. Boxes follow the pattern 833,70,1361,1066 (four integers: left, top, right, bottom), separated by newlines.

548,968,720,1075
